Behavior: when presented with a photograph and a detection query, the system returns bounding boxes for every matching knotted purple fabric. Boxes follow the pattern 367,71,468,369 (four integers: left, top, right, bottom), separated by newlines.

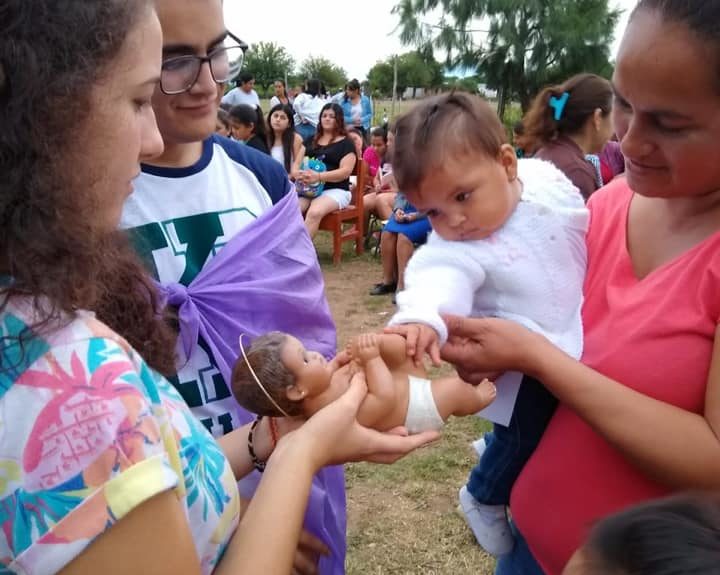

159,191,345,574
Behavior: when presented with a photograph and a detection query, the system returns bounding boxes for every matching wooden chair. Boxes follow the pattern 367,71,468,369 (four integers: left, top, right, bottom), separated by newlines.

318,159,366,265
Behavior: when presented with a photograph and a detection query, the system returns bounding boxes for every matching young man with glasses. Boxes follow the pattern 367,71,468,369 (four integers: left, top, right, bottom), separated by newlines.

119,1,345,574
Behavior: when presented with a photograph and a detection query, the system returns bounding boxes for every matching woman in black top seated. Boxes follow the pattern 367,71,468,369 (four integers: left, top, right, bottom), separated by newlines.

297,102,357,238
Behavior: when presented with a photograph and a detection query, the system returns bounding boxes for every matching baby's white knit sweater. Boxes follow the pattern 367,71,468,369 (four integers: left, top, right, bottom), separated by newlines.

389,158,589,359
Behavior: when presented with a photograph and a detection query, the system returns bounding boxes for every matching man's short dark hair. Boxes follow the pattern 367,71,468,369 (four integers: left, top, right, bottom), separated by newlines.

238,71,254,85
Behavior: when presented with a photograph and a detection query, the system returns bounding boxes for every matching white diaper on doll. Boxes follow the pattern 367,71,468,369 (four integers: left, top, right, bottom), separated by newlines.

404,375,444,434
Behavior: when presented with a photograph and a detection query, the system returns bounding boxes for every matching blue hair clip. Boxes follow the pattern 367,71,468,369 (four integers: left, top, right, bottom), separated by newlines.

549,92,570,121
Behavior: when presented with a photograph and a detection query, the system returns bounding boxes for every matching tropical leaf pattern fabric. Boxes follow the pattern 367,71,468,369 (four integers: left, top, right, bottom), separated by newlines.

0,302,239,574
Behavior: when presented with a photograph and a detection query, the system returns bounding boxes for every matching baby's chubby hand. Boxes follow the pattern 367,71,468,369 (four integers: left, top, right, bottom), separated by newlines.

384,323,441,367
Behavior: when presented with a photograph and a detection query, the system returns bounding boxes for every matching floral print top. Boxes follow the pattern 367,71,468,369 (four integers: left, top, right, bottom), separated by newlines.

0,301,240,574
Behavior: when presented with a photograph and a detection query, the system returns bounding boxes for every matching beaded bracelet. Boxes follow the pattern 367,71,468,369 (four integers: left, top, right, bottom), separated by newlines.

248,416,267,472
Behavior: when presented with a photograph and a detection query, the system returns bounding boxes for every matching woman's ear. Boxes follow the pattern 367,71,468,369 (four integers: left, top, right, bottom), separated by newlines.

499,144,519,181
592,108,604,132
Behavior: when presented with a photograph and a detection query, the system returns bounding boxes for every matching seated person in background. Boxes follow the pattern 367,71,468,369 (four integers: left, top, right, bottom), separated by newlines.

347,128,366,162
267,103,305,179
232,332,496,433
564,493,720,575
364,126,397,224
222,71,260,108
512,120,534,158
228,104,270,154
297,103,357,238
216,107,231,137
369,192,431,300
386,92,588,557
363,127,388,179
599,140,625,184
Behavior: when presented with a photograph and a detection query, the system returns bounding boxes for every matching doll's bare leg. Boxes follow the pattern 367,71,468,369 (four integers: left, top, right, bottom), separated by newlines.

431,376,496,421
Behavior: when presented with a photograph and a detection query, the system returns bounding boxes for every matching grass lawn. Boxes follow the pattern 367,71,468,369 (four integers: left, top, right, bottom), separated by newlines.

314,234,496,575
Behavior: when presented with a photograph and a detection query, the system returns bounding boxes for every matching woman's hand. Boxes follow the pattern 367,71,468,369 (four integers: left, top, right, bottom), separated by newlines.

281,373,440,471
440,315,546,382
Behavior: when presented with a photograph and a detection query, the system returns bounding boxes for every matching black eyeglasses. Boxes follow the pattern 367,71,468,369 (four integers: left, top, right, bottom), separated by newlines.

160,32,247,95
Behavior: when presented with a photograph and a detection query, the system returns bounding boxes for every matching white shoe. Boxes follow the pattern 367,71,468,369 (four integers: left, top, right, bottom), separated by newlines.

458,486,514,556
471,436,487,459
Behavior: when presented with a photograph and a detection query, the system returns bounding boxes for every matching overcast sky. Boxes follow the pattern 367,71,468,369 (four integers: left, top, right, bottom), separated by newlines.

224,0,639,80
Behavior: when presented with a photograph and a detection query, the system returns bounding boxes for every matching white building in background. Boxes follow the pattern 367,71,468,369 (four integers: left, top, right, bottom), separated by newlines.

478,84,498,99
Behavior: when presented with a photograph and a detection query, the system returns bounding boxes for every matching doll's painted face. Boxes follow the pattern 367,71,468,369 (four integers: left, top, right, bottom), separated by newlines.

280,335,333,399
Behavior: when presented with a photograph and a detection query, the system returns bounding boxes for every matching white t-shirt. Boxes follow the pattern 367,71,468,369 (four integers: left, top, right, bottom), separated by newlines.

221,87,260,108
293,93,324,127
390,158,589,359
271,144,285,167
121,135,290,437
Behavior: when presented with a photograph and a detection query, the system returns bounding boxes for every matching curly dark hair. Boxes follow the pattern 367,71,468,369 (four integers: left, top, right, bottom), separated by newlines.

231,332,304,417
0,0,177,375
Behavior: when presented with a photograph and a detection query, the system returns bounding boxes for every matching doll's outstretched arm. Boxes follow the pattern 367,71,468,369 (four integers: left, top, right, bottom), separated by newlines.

349,333,397,428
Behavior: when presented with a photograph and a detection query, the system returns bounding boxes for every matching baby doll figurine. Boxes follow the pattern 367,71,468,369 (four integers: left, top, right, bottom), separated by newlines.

232,331,496,433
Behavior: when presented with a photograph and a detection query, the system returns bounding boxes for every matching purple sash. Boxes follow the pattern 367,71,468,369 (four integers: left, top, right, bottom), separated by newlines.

160,192,345,574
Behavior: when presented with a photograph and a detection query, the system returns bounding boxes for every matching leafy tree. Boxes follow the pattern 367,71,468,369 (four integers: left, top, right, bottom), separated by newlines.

394,0,620,114
367,61,395,97
367,50,445,98
299,56,347,93
242,41,295,91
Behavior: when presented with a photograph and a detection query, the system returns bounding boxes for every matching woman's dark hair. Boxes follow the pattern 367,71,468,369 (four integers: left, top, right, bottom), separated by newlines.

634,0,720,90
216,108,230,131
231,332,304,417
314,102,347,145
238,71,254,85
523,73,612,151
392,91,507,194
513,121,525,136
228,104,267,142
273,79,288,99
267,104,296,173
0,0,177,376
370,126,388,143
305,78,321,98
582,493,720,575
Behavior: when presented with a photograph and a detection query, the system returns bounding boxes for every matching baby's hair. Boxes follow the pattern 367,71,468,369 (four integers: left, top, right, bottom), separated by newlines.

392,92,507,194
231,331,304,417
582,493,720,575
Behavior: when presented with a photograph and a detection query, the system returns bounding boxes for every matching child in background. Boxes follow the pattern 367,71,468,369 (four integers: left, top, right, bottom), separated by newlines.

564,493,720,575
228,104,270,154
267,103,305,179
386,92,589,556
215,107,231,138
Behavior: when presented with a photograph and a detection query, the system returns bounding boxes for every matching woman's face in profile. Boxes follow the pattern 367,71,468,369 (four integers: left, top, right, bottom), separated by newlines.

79,7,164,231
612,9,720,200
